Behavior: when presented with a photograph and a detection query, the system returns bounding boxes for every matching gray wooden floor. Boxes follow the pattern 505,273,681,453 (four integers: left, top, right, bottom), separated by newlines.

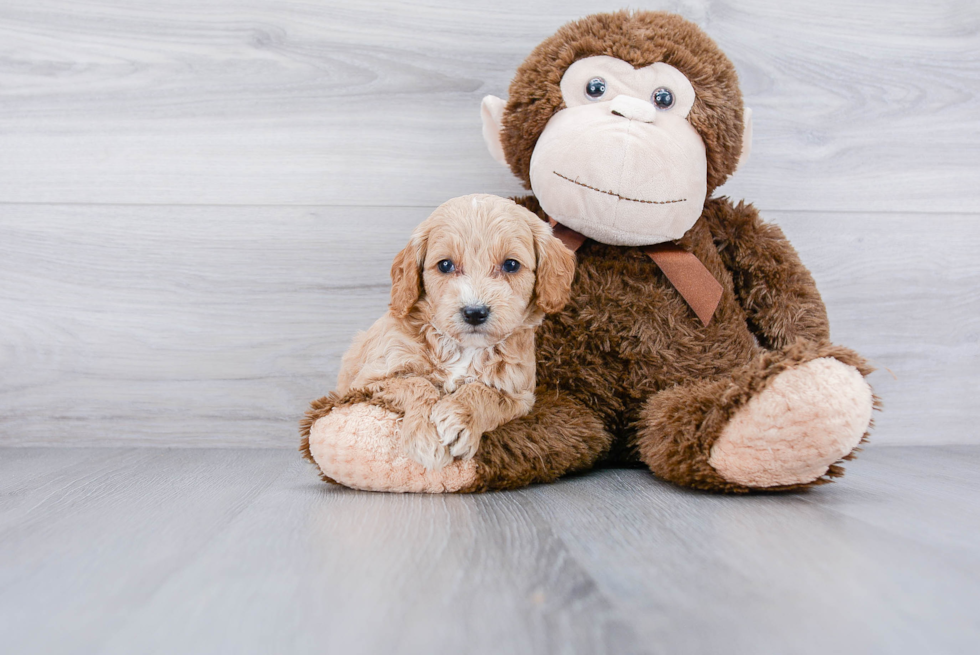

1,445,978,655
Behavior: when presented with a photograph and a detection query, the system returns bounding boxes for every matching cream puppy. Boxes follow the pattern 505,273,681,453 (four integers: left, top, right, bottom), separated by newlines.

335,194,576,469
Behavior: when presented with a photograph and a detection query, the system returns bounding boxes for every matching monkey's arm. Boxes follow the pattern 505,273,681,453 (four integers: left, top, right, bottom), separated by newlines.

704,198,829,349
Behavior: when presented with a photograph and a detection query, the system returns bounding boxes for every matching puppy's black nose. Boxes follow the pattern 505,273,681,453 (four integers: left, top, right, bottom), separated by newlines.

462,305,490,326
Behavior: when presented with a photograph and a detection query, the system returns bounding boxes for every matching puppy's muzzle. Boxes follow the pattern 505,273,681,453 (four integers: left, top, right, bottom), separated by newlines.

461,305,490,326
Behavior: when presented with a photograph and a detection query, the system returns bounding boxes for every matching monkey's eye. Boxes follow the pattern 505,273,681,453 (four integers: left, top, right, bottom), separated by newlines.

437,259,455,274
652,87,675,109
501,259,521,273
585,77,606,100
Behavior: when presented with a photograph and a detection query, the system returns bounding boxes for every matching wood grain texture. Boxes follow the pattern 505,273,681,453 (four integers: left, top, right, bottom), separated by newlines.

0,0,977,211
519,448,980,655
0,0,977,448
0,449,641,655
0,446,977,654
0,204,421,446
1,204,977,447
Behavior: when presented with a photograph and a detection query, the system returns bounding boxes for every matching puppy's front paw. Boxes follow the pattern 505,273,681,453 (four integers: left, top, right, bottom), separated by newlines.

430,400,481,461
402,414,452,470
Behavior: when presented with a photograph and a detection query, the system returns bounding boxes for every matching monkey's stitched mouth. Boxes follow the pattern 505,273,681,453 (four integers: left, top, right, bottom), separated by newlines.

553,171,686,205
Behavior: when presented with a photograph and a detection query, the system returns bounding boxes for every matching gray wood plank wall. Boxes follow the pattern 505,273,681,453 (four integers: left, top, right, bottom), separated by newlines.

1,0,978,447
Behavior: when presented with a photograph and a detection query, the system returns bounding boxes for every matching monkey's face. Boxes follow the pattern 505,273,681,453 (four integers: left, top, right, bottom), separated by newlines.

526,56,707,246
483,48,751,247
482,12,751,247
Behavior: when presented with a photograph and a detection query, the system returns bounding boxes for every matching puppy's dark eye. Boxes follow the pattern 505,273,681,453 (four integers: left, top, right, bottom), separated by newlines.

502,259,521,273
437,259,455,274
585,77,606,99
652,87,674,109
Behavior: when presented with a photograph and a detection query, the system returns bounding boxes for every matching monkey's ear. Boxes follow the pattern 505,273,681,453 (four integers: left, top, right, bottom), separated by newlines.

735,107,753,173
481,95,508,167
389,236,426,318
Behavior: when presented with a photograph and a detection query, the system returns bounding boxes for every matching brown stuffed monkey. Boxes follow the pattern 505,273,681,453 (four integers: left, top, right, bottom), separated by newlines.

301,10,876,493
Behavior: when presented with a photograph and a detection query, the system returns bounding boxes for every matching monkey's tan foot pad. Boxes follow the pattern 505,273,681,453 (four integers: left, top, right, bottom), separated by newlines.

307,403,478,493
708,357,874,488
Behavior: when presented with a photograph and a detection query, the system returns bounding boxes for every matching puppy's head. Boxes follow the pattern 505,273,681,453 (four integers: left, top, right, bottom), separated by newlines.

390,194,575,346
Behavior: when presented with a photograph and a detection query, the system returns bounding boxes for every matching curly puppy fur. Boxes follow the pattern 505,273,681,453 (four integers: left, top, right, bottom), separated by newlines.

303,194,575,471
454,192,876,493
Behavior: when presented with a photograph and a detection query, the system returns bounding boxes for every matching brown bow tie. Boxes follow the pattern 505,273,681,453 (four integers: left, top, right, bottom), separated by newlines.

549,220,723,326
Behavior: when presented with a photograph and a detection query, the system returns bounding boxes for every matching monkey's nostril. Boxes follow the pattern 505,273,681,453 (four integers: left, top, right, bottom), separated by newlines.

461,305,490,326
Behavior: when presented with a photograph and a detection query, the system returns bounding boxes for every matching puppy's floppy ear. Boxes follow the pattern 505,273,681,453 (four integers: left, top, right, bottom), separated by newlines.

526,210,576,314
389,232,426,318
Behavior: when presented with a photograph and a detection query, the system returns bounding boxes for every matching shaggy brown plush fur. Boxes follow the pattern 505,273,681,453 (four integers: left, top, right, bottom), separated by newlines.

461,11,873,492
501,10,744,194
459,194,873,491
465,388,612,491
302,10,875,494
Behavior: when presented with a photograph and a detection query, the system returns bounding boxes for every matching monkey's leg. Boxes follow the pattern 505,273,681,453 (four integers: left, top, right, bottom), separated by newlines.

301,389,611,493
634,340,876,493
